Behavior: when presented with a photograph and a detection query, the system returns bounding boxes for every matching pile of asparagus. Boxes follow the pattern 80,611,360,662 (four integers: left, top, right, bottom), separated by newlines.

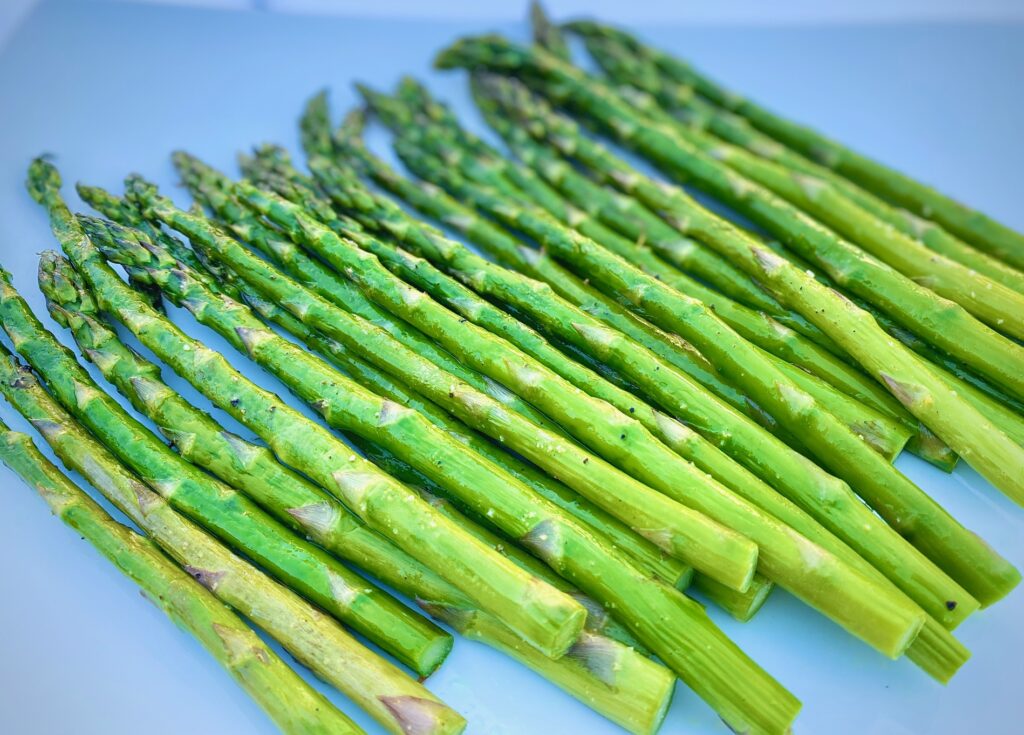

3,5,1022,734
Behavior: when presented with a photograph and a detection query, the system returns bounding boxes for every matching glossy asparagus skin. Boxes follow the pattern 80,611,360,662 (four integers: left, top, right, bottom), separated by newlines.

87,213,804,735
460,66,1024,571
28,159,587,662
177,163,692,594
461,81,955,470
0,343,462,735
440,37,1024,405
1,261,451,680
114,185,759,594
371,86,918,465
573,34,1024,339
0,412,363,735
578,35,1024,298
564,20,1024,269
50,248,678,735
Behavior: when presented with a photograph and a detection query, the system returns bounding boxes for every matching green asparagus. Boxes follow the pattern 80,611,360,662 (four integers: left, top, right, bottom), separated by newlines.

0,341,463,735
0,410,362,735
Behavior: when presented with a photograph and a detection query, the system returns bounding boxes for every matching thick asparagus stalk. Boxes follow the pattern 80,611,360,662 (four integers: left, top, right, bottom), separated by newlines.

374,90,918,465
82,214,803,735
28,158,587,662
177,165,693,593
439,37,1024,404
113,184,757,592
578,34,1024,298
461,64,1024,520
564,20,1024,269
694,575,776,624
0,344,462,735
48,252,677,735
0,411,362,735
0,260,455,681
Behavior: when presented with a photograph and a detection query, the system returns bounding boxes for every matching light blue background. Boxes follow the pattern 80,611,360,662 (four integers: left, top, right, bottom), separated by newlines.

0,1,1022,733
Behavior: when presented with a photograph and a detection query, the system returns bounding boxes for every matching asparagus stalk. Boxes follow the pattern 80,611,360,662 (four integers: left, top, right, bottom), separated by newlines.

694,575,776,624
374,89,918,465
393,76,832,343
0,411,362,735
464,81,956,469
0,258,455,680
49,252,677,735
461,64,1024,521
564,20,1024,269
304,144,977,635
28,158,587,662
116,182,757,591
578,34,1024,298
439,37,1024,404
251,147,964,685
0,343,462,735
177,164,692,593
321,108,991,629
382,92,1009,612
82,213,803,735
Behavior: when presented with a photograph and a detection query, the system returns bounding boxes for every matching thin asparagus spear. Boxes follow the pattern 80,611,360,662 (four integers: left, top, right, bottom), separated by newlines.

371,89,916,465
464,81,956,469
82,214,802,735
0,344,461,735
564,20,1024,269
0,412,362,735
461,65,1024,522
178,167,693,593
49,254,677,735
28,158,587,662
578,34,1024,298
0,260,454,680
112,185,757,592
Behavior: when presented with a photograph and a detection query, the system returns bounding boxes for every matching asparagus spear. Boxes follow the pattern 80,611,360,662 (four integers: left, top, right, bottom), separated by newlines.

373,88,919,465
49,252,677,735
176,164,693,593
28,158,587,662
242,151,963,685
0,411,362,735
461,65,1024,519
111,185,758,592
578,33,1024,298
439,37,1024,403
393,76,831,343
694,575,776,624
564,20,1024,269
81,214,803,735
0,260,457,682
303,141,977,634
463,80,956,469
0,344,462,735
78,187,565,443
